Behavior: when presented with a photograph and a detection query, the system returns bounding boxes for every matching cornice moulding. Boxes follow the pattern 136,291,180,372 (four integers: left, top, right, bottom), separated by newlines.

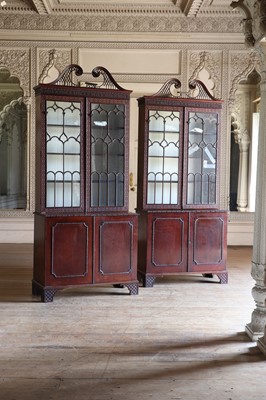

0,13,243,34
181,0,204,16
0,2,242,16
0,30,245,43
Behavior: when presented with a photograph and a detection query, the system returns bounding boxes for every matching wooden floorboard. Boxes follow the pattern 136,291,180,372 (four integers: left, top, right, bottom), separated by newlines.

0,244,266,399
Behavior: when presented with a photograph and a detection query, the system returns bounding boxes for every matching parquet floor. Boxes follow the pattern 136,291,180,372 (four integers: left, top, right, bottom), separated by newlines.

1,244,266,400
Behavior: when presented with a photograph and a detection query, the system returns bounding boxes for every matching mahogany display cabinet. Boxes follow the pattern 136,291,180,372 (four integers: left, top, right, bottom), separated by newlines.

32,65,138,302
137,79,228,287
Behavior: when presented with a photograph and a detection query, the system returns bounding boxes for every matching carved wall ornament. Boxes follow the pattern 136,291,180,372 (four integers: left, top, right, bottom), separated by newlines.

231,113,241,144
251,261,266,285
38,49,72,84
189,51,222,99
230,0,255,47
0,97,20,143
251,43,266,81
0,49,29,95
0,13,243,34
228,49,261,110
231,0,266,44
258,0,266,35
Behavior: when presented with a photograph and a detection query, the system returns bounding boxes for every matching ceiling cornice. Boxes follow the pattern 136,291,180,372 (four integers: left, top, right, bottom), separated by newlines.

31,0,51,14
180,0,204,17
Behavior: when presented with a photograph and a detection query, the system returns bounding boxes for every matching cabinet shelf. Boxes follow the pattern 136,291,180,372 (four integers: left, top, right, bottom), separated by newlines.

92,126,124,130
47,124,80,128
149,130,180,134
148,155,179,159
47,152,80,156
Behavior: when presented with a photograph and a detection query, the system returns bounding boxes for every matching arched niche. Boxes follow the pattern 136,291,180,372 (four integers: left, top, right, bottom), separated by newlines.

0,67,27,210
230,68,261,212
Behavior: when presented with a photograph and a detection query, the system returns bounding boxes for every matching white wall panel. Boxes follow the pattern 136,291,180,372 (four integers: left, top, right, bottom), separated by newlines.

78,49,181,75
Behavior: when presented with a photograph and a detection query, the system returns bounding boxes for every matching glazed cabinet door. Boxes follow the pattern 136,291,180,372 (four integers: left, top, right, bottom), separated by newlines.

188,211,227,273
93,214,138,284
37,95,85,214
183,107,221,209
146,212,188,273
88,99,129,212
137,104,183,210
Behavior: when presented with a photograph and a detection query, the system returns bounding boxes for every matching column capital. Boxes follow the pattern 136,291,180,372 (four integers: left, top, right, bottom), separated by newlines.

230,1,266,46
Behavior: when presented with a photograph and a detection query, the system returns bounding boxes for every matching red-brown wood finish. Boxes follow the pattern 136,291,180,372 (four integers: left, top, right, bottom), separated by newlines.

188,211,227,273
147,212,188,273
33,215,93,302
93,214,138,284
33,68,138,301
137,211,227,287
137,84,228,287
33,213,138,301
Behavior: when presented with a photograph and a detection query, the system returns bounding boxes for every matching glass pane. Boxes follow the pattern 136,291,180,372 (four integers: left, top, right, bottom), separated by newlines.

147,180,178,205
46,100,81,208
91,103,125,207
147,110,180,205
187,111,218,205
46,181,81,208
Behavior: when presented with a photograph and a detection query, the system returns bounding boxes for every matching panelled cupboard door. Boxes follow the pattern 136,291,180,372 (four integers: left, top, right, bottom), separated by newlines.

93,214,138,284
146,212,188,273
45,216,93,286
188,211,227,273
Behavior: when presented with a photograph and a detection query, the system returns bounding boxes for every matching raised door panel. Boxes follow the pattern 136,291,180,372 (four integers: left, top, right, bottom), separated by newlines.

146,212,188,273
93,215,138,283
188,211,227,272
45,217,92,285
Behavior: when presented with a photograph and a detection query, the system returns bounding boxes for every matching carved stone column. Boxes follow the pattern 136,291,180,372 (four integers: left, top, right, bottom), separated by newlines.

245,46,266,343
236,129,250,211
